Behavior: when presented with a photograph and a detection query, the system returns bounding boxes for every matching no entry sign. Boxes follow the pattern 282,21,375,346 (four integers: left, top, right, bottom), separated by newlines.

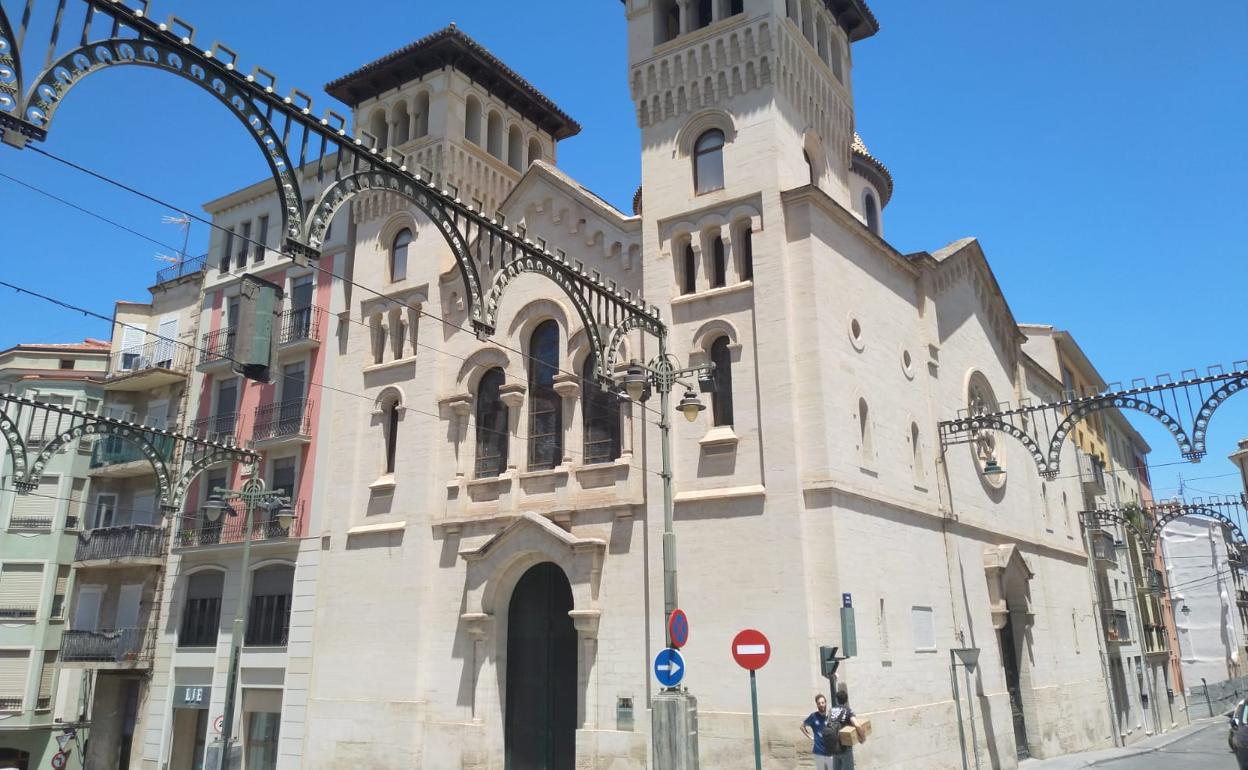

732,628,771,671
668,609,690,649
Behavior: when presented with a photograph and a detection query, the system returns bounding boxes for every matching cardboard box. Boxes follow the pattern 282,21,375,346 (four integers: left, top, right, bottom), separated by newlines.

838,719,872,747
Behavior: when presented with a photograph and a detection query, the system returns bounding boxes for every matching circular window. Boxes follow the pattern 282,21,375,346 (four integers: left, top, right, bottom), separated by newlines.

902,349,914,379
967,371,1006,488
848,317,865,352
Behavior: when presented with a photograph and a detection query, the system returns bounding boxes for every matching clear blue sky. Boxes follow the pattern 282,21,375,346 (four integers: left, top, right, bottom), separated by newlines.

1,0,1245,498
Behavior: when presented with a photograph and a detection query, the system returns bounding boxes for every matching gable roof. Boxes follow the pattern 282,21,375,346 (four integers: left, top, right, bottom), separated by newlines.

325,25,581,140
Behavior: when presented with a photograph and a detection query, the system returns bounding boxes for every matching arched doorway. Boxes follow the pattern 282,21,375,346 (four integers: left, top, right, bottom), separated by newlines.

0,748,30,770
505,562,576,770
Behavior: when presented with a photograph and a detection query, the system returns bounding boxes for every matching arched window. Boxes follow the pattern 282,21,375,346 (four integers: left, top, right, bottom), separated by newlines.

694,129,725,194
804,149,816,185
528,137,543,166
730,0,744,15
801,0,816,44
695,0,713,30
507,126,524,171
465,96,482,145
582,354,621,464
828,34,845,83
816,16,830,65
786,0,797,22
368,109,388,151
487,111,504,159
246,565,293,646
864,192,879,234
911,422,924,483
858,398,872,458
681,243,697,295
656,0,680,44
392,101,410,146
710,336,733,426
528,320,562,470
179,571,223,647
475,368,508,477
738,225,754,280
414,92,430,138
383,398,400,474
710,235,726,288
390,228,412,282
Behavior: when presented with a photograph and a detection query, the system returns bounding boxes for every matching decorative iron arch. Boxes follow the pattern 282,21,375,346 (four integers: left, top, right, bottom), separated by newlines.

1081,509,1148,546
169,448,243,513
0,7,22,118
966,413,1051,477
305,168,484,321
1045,396,1195,473
22,38,304,240
0,409,30,488
27,422,174,500
1152,505,1248,549
1191,374,1248,458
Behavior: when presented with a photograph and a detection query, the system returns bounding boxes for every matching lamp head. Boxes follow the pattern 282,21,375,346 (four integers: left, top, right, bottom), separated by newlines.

982,458,1005,477
621,363,648,402
202,494,229,523
677,390,705,422
273,500,295,531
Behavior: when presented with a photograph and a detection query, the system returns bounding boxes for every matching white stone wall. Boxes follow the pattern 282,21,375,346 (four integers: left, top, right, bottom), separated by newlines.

1164,517,1244,688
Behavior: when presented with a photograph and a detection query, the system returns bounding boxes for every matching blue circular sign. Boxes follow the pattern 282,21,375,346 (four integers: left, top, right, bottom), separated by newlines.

654,648,686,688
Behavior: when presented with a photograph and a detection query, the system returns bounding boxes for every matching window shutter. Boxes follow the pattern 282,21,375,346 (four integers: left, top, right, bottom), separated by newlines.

0,650,30,699
52,566,70,619
38,651,55,702
68,478,87,528
10,476,59,520
0,564,45,614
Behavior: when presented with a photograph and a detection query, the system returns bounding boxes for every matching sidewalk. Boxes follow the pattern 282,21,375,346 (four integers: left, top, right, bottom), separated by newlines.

1018,718,1223,769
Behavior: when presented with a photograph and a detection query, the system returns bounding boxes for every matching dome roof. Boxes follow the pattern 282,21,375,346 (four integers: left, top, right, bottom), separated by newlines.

851,132,894,206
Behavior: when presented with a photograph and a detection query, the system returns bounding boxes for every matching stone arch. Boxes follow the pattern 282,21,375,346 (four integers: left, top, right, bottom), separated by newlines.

23,39,304,240
367,106,389,150
504,297,576,354
456,346,515,392
374,385,407,412
692,318,740,351
674,108,737,157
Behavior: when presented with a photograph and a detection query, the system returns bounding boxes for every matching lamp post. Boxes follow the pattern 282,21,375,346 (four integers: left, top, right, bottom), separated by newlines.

620,336,712,770
205,476,294,770
949,648,981,770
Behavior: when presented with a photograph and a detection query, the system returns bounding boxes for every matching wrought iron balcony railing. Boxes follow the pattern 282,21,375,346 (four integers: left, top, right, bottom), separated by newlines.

89,432,176,471
278,305,322,346
1089,528,1117,567
60,627,148,664
1103,608,1131,643
190,412,240,445
251,398,313,444
174,500,306,549
75,525,166,562
154,254,207,285
108,340,192,379
198,328,236,367
8,515,53,531
0,605,38,620
35,696,51,711
178,597,221,648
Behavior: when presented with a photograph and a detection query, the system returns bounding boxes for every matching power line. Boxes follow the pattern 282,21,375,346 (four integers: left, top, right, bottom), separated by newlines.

0,277,663,479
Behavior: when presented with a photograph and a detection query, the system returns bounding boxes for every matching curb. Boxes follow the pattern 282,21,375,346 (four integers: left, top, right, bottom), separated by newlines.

1085,719,1222,767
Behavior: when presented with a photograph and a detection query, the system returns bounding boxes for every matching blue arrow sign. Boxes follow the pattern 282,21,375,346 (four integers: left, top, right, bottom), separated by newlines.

654,648,685,688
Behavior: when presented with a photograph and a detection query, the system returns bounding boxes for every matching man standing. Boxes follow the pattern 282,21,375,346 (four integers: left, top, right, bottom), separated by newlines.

801,691,866,769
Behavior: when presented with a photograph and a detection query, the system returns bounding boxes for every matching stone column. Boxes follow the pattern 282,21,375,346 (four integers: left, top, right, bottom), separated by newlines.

569,610,601,729
443,395,474,478
462,612,494,724
614,362,635,459
499,384,526,472
678,0,690,34
409,104,419,142
721,227,737,284
553,373,581,467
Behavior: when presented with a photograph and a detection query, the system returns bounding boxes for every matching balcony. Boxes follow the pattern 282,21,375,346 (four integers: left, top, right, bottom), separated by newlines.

1143,623,1168,655
1078,449,1107,496
74,525,166,566
277,305,322,352
1089,528,1117,568
190,412,240,445
1138,567,1165,595
250,398,313,448
1238,590,1248,608
1103,608,1131,645
60,628,150,667
0,605,37,620
7,515,53,532
154,254,206,286
174,500,306,550
197,328,236,372
104,340,192,392
89,433,176,478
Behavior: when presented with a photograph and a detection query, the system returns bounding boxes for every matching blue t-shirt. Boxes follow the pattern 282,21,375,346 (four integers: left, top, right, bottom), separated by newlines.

804,706,854,756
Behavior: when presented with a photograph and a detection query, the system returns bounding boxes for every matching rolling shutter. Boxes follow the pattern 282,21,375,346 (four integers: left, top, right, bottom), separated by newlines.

52,566,70,619
9,476,59,520
38,651,55,703
0,564,45,614
0,650,29,700
68,478,88,528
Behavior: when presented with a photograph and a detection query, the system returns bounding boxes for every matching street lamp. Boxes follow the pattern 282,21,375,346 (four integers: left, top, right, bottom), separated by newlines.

207,476,294,770
950,647,982,770
618,346,713,770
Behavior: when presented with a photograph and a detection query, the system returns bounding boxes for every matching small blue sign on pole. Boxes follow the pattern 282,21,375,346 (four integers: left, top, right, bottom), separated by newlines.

653,648,685,688
842,592,852,608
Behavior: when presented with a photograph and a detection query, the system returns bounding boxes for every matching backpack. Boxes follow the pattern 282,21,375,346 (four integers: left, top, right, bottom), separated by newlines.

822,706,850,755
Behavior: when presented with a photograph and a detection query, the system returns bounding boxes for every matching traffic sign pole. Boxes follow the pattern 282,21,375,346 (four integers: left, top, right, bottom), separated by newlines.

748,670,762,770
